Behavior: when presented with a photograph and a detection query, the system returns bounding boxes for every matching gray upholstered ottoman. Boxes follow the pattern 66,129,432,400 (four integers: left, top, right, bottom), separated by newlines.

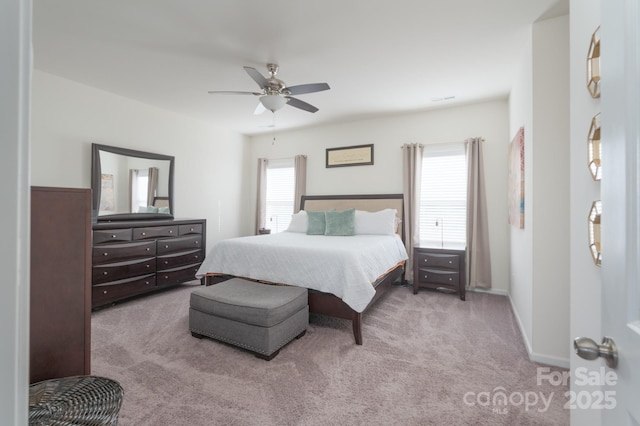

189,278,308,360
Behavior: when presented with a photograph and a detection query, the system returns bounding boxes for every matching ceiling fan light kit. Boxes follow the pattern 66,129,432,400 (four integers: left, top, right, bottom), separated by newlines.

260,94,287,112
209,63,330,114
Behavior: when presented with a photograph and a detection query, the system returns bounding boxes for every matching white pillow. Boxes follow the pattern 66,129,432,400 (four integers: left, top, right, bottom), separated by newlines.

354,209,398,235
286,210,308,233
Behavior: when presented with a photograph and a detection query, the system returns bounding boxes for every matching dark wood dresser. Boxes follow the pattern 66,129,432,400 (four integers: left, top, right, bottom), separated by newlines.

413,243,466,301
30,187,91,383
92,218,206,309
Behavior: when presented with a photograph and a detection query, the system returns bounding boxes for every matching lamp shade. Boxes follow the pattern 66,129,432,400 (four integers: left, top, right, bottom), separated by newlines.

260,95,287,112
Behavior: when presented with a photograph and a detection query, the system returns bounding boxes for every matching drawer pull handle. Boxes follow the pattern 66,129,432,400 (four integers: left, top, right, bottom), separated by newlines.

103,290,108,294
449,260,453,264
424,275,428,279
103,271,108,275
164,261,169,265
165,245,169,249
169,230,173,234
102,252,108,256
195,241,199,245
190,228,194,232
141,232,146,236
164,275,169,279
146,248,150,251
111,234,116,238
146,264,151,268
145,281,150,285
449,277,453,281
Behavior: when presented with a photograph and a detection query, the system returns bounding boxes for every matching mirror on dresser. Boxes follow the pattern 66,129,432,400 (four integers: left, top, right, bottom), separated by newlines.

91,143,175,221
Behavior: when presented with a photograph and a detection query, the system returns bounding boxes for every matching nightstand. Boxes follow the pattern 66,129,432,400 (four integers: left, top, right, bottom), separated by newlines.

413,243,466,300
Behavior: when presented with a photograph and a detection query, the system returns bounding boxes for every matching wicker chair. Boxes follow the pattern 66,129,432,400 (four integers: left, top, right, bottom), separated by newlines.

29,376,124,426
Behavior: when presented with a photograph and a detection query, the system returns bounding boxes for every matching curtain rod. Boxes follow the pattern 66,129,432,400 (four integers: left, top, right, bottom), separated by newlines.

400,138,484,148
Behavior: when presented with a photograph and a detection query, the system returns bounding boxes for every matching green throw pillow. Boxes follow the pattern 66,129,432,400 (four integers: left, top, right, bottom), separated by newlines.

306,210,326,235
324,208,355,236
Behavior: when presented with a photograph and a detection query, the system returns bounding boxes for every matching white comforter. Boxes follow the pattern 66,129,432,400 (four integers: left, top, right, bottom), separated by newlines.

195,232,408,313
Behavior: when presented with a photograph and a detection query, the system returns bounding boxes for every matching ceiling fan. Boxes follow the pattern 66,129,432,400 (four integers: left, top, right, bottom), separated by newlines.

208,64,330,114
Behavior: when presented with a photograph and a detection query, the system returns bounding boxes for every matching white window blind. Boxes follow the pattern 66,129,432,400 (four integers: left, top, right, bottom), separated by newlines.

265,159,295,233
419,143,467,245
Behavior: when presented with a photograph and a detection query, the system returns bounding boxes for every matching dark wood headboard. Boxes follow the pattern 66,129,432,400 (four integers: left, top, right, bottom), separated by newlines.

300,194,404,241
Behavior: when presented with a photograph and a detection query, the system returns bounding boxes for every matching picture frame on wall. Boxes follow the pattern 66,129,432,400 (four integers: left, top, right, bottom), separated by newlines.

508,127,525,229
326,144,374,168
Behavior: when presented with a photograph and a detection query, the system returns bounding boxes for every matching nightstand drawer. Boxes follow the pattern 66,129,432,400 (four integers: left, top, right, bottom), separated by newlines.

415,252,459,270
417,268,459,286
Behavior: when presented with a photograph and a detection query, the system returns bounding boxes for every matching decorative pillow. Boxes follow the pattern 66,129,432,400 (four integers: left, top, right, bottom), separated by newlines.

324,208,356,236
306,210,327,235
286,210,308,233
354,209,397,235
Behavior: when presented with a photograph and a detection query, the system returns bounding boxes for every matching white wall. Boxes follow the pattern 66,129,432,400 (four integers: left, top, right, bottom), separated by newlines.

248,100,511,293
509,33,535,354
569,0,602,424
509,14,571,367
0,0,31,423
532,15,570,363
31,70,251,250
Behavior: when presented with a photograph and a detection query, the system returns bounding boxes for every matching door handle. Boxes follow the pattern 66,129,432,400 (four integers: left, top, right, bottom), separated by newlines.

573,336,618,368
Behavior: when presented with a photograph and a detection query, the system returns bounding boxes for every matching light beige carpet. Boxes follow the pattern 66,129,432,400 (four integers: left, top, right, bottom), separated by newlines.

91,282,569,425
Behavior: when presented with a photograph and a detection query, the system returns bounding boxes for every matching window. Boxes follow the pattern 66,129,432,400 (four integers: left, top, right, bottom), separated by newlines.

419,143,467,245
265,159,295,233
130,169,149,212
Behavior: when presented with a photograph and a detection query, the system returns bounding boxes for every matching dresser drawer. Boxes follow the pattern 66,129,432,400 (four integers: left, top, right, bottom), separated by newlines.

133,226,179,240
156,264,201,286
92,274,156,308
92,257,155,284
157,250,203,271
417,268,459,286
157,235,202,254
415,252,459,270
92,241,156,265
179,223,202,235
93,228,132,244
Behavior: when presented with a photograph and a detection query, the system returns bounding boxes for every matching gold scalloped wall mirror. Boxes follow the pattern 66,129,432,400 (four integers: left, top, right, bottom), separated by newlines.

587,27,601,98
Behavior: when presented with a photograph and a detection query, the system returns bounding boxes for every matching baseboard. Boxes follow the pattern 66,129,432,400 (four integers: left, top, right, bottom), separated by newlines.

466,287,508,296
507,294,570,369
529,352,570,369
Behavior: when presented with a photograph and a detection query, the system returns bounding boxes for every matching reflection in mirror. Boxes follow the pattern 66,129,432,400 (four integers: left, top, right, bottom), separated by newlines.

92,144,174,221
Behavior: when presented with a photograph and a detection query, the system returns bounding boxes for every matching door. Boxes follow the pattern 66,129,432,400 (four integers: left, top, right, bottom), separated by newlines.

599,1,640,423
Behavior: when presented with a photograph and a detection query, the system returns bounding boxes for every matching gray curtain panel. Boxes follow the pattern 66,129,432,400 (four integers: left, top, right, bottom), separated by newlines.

147,167,158,207
255,158,268,234
402,143,424,282
466,138,492,289
294,155,307,213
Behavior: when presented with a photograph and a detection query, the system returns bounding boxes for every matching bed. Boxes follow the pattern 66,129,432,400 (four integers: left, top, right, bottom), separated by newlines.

196,194,408,345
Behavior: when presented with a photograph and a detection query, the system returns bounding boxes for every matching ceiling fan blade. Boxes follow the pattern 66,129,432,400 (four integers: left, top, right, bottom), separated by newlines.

254,102,266,115
286,83,330,96
244,66,269,89
208,90,261,95
285,96,319,113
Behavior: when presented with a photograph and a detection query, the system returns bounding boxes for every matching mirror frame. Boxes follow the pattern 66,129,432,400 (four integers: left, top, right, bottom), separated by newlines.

91,143,175,222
